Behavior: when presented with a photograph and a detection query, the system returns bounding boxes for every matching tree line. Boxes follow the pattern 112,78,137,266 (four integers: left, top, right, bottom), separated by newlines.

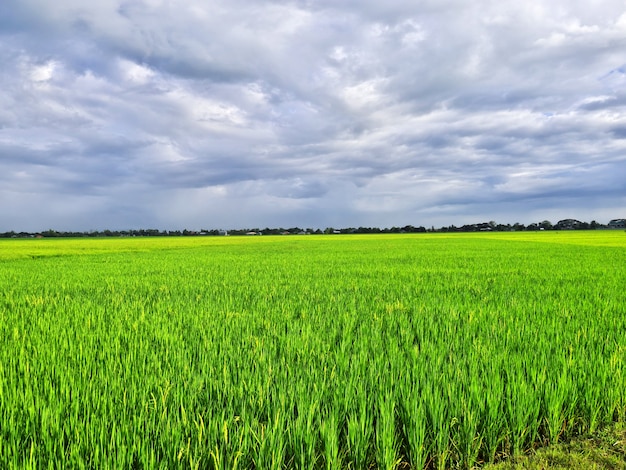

1,218,621,238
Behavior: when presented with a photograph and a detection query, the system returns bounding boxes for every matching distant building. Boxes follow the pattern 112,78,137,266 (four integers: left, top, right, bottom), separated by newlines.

459,222,493,232
555,219,583,230
608,219,626,229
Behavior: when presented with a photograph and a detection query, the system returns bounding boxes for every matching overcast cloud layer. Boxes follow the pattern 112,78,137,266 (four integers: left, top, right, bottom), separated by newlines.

1,0,626,231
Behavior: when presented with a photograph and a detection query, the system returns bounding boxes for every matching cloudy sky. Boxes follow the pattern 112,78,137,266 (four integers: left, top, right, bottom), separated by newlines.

1,0,625,231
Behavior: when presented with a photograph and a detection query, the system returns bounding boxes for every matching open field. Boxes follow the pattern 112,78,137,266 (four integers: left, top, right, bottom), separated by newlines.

0,232,625,468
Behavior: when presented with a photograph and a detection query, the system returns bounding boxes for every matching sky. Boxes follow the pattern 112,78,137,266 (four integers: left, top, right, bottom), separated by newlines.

1,0,626,232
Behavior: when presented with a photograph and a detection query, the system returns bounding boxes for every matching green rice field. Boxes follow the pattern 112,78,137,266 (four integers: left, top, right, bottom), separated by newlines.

0,231,625,468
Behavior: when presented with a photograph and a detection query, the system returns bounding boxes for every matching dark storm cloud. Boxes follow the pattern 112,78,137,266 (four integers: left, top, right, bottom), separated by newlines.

1,0,626,231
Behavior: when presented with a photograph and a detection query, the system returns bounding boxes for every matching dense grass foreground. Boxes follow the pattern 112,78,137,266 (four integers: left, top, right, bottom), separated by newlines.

0,232,625,468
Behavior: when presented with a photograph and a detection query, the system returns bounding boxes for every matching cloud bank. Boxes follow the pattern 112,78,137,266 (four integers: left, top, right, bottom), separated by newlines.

2,0,625,231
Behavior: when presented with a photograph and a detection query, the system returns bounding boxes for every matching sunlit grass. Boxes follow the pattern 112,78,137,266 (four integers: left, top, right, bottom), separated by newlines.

0,232,624,468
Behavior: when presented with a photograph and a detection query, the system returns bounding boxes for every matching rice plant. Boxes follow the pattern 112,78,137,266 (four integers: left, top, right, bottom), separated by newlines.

0,231,624,468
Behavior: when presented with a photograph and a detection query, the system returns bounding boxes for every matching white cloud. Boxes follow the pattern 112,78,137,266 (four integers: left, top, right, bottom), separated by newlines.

1,0,625,231
28,60,57,82
118,59,154,85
